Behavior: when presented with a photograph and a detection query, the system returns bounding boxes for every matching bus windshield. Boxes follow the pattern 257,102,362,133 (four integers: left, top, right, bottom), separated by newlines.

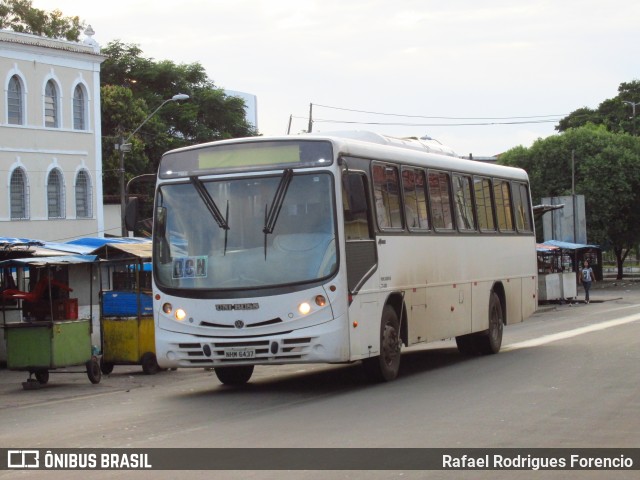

153,172,337,291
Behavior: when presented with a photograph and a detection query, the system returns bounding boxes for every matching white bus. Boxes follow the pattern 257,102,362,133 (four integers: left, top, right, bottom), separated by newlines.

150,131,537,384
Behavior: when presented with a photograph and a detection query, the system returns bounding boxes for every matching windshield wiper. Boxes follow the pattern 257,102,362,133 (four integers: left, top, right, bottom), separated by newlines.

263,168,293,260
190,176,230,254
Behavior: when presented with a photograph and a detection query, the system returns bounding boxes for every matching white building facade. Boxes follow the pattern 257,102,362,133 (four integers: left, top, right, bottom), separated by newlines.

0,28,105,241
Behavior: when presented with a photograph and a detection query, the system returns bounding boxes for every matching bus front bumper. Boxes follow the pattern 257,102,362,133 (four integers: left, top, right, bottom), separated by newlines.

155,316,350,369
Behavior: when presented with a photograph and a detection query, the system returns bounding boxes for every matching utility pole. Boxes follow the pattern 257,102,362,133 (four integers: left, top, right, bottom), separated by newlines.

571,149,576,242
307,103,313,133
117,134,131,237
287,114,293,135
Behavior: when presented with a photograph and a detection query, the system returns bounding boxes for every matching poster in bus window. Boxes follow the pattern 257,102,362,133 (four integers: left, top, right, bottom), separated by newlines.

173,256,208,279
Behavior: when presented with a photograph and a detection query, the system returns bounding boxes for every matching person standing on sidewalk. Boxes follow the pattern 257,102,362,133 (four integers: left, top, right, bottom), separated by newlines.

580,260,595,304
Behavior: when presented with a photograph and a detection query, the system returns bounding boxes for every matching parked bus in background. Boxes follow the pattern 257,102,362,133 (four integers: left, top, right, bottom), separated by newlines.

149,131,537,384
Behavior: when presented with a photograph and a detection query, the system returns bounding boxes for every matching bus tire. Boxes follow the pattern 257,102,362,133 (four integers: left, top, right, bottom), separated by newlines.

363,305,401,382
214,365,254,386
476,291,504,355
456,291,504,355
141,352,160,375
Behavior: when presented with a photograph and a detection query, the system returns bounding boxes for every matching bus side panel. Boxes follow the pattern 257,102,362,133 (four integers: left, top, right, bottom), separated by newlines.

424,283,472,341
522,274,538,321
348,293,381,361
406,287,427,345
471,281,492,333
504,277,523,325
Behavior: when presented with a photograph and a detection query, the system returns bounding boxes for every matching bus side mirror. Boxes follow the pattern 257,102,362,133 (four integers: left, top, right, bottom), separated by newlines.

345,174,368,215
124,197,139,232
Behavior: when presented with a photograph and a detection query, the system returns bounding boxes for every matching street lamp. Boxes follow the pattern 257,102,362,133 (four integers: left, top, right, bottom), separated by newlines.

118,93,189,236
622,100,639,136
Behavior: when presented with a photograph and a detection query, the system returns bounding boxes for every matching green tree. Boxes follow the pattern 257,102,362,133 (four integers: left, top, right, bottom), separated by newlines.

100,41,257,198
500,124,640,279
557,80,640,136
100,84,149,198
0,0,84,40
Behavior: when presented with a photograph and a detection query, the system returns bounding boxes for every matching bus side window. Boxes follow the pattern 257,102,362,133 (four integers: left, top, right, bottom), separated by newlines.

512,181,533,232
452,174,476,232
474,176,496,232
402,168,430,231
494,179,515,232
372,164,403,230
428,170,454,231
342,173,372,240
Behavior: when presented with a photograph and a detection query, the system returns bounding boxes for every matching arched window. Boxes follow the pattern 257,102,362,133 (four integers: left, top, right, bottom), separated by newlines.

47,168,65,218
73,84,86,130
10,167,29,219
8,75,23,125
75,170,92,218
44,80,59,128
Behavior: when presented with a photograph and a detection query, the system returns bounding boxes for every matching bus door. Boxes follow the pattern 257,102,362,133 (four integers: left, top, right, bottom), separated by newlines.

342,171,379,359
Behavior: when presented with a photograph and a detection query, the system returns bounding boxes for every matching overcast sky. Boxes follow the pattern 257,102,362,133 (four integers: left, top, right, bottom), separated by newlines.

33,0,640,156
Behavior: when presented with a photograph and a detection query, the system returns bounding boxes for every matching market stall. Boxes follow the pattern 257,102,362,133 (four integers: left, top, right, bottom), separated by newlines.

0,255,101,388
537,240,602,303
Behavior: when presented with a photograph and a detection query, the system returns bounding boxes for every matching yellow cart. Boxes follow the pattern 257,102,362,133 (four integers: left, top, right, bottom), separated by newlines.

94,242,160,375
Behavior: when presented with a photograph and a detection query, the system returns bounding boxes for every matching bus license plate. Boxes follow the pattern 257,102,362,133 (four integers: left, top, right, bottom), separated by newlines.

224,348,255,359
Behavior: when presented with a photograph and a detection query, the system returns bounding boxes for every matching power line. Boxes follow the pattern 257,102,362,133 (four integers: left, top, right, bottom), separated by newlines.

312,103,568,120
292,116,562,127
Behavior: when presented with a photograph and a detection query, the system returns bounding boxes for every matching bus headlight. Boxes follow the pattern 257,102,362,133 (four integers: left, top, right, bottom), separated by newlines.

175,308,187,321
315,295,326,307
162,303,172,314
298,302,311,315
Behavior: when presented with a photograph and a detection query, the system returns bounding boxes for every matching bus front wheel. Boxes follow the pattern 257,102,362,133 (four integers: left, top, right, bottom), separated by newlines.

363,305,401,382
214,365,254,386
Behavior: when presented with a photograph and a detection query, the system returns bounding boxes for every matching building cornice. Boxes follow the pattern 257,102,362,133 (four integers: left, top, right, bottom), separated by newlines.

0,29,106,61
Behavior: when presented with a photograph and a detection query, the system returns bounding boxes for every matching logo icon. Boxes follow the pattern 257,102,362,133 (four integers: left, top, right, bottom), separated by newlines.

234,320,245,329
8,450,39,469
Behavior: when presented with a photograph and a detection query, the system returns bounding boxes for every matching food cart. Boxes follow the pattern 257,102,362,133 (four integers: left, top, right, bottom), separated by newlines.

0,255,101,388
537,240,602,303
93,242,160,375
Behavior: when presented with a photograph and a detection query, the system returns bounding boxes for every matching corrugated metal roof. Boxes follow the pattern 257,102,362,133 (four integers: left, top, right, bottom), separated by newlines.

91,243,152,260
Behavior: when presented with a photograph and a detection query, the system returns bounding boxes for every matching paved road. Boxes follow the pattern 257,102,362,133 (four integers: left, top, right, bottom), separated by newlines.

1,279,639,479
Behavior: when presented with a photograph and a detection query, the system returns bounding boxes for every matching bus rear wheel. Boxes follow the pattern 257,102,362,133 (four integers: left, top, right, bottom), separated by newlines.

478,291,504,354
363,305,401,382
455,291,503,355
214,365,254,385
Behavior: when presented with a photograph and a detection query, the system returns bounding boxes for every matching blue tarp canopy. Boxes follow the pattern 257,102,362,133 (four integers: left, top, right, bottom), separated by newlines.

0,237,44,246
65,237,149,248
1,236,151,257
541,240,600,251
0,255,98,268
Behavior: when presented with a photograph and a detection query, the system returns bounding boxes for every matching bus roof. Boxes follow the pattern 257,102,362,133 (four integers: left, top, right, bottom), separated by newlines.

308,131,529,181
159,132,529,182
